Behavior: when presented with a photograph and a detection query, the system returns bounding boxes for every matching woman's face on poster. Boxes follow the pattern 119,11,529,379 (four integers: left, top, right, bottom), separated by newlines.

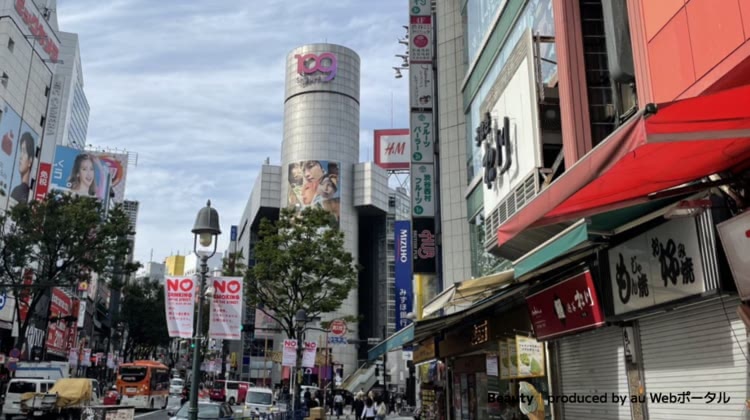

304,161,324,183
79,158,95,188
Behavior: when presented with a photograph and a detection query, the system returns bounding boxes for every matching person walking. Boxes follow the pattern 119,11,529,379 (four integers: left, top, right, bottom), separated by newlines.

375,398,387,420
334,392,344,418
361,397,376,420
353,394,365,420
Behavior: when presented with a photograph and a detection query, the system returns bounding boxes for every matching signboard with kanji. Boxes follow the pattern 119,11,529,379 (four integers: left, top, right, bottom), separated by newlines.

411,163,435,217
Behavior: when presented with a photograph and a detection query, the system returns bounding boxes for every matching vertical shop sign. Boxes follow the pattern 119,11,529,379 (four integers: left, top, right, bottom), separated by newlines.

410,112,434,164
412,218,437,273
409,15,433,63
411,164,435,217
410,63,434,109
394,221,413,330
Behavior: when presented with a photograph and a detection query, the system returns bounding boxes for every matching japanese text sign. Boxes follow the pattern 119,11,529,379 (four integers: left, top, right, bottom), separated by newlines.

302,341,317,368
525,271,605,340
409,15,433,63
374,129,410,170
413,218,437,273
409,0,431,16
394,221,413,330
282,340,297,367
410,112,434,164
608,217,707,315
411,163,435,217
45,288,71,357
514,335,545,378
34,162,52,201
164,277,196,339
208,277,243,340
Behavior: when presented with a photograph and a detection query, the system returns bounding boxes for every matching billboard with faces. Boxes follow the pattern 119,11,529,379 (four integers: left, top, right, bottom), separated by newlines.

0,101,39,205
50,146,111,200
287,160,341,227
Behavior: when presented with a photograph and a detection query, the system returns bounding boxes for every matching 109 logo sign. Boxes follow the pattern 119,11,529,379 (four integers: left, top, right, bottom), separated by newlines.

295,52,338,85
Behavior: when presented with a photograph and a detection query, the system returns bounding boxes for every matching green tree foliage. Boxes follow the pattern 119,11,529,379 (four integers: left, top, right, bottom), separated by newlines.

222,252,247,277
120,279,169,361
0,192,139,348
246,207,358,339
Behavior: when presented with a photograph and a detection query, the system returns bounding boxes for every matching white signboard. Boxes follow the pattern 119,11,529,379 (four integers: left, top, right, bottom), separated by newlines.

409,0,431,16
410,63,433,109
44,75,64,139
164,277,196,338
717,211,750,300
374,130,410,170
608,218,707,315
410,112,434,164
302,341,317,368
282,339,297,367
208,277,243,340
411,163,435,217
409,15,433,63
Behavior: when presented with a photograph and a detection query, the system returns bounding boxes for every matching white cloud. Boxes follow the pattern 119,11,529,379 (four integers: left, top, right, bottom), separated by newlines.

57,0,410,264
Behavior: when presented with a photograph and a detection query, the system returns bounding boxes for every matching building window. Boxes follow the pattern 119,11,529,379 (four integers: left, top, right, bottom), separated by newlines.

1,72,8,88
40,115,45,127
7,37,14,52
45,86,50,97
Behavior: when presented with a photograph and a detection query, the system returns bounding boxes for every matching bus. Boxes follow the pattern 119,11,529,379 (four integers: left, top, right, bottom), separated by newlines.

117,360,170,410
209,380,253,405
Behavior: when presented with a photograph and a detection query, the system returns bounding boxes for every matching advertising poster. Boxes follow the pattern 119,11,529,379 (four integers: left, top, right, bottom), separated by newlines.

411,163,435,217
50,146,110,200
410,63,433,109
208,277,243,340
507,338,518,378
282,339,297,367
515,335,545,378
164,277,196,338
93,152,129,203
413,218,437,273
486,353,499,377
394,220,413,329
45,288,72,357
287,160,340,226
0,102,40,206
499,340,510,379
81,348,91,367
68,348,78,366
302,341,317,368
254,308,277,339
410,112,434,164
374,129,410,170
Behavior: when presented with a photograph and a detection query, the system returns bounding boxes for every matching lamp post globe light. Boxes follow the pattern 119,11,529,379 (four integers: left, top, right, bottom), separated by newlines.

292,308,307,418
188,200,221,420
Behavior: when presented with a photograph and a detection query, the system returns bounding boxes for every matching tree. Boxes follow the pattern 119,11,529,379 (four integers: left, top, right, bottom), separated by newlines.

222,252,247,277
120,280,169,361
245,207,358,339
0,192,139,349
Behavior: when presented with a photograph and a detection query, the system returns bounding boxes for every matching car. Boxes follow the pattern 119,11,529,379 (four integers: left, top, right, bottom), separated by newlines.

168,401,235,420
169,378,185,396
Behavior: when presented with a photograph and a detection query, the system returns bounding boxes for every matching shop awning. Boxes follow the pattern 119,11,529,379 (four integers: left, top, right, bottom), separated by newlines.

513,220,591,279
367,324,414,361
421,270,515,318
497,83,750,256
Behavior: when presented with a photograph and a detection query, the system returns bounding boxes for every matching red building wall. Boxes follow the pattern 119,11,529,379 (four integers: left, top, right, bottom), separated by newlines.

635,0,750,103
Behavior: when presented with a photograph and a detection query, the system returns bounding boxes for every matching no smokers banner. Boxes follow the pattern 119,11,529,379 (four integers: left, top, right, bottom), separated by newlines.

208,277,243,340
165,277,196,338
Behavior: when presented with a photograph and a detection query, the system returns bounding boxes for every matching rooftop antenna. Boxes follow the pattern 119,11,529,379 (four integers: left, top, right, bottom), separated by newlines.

150,248,153,262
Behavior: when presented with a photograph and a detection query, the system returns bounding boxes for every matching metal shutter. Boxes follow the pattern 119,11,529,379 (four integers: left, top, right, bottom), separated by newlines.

558,326,632,420
639,297,747,419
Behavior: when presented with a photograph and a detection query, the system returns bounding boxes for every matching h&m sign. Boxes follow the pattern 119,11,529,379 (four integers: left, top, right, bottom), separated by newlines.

476,112,512,189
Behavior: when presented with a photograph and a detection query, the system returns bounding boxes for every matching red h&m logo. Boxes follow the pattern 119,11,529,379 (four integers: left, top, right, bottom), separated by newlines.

166,278,194,292
295,53,338,82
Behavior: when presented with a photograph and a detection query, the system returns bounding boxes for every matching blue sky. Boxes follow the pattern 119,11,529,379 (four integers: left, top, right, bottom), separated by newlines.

56,0,410,265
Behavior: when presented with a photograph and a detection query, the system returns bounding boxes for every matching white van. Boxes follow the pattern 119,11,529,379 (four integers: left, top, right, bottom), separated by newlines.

2,378,56,420
244,387,276,417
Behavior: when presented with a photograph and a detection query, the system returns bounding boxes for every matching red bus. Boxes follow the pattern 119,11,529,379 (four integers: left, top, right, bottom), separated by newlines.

117,360,170,410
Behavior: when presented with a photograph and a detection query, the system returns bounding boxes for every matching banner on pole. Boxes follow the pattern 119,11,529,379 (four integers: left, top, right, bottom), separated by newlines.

302,341,317,368
164,277,196,338
208,277,243,340
282,340,297,367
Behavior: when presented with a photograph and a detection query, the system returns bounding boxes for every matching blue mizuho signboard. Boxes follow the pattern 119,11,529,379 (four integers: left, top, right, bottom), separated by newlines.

394,220,413,330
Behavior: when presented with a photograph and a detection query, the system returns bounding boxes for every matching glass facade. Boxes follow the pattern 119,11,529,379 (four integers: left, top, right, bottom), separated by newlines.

464,0,509,65
464,0,556,185
67,81,90,149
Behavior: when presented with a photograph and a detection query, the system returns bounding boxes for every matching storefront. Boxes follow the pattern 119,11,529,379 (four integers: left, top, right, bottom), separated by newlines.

413,337,445,420
602,210,748,418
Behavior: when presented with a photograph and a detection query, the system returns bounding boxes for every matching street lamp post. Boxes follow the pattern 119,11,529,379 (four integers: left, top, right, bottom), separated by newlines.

293,309,307,420
187,200,221,420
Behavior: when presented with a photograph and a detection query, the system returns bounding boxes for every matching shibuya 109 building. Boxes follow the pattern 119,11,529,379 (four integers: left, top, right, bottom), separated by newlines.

232,44,411,390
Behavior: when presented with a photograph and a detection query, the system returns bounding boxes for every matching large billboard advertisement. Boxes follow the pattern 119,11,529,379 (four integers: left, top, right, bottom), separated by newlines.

374,129,410,170
394,221,413,330
287,160,340,226
93,152,129,203
0,101,39,205
50,146,111,200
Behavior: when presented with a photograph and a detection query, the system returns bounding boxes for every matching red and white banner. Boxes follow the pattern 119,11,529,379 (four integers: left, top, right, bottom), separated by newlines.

374,129,410,170
164,277,196,338
34,162,52,201
208,277,243,340
302,341,317,368
45,288,71,357
282,339,297,367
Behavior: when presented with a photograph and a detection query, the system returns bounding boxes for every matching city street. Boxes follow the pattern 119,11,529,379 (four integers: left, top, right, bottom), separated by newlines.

132,403,415,420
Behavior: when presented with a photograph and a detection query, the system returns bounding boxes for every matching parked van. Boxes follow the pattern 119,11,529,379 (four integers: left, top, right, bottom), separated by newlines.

209,380,252,405
244,387,276,416
3,378,56,420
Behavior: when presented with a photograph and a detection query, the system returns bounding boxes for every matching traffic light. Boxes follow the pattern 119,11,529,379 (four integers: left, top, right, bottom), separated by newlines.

190,341,196,349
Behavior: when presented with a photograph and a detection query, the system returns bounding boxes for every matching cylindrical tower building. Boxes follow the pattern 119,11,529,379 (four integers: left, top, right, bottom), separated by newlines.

280,44,360,378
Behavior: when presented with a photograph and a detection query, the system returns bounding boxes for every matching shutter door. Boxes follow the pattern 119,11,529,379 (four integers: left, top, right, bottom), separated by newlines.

558,326,632,420
639,297,747,419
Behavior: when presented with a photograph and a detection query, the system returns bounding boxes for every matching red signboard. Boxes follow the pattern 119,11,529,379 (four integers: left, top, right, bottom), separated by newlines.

34,162,51,201
330,319,347,336
46,288,71,357
525,271,605,340
374,129,410,170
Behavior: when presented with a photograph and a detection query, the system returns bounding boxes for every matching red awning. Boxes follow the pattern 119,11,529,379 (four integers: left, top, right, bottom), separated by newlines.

498,83,750,247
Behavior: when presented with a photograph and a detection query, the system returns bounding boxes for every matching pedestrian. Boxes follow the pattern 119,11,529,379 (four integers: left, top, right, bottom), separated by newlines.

327,392,335,415
334,392,344,418
353,394,365,420
361,397,376,420
375,398,387,420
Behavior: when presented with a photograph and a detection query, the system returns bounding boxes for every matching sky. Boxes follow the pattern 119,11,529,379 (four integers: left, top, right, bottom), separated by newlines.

56,0,410,265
